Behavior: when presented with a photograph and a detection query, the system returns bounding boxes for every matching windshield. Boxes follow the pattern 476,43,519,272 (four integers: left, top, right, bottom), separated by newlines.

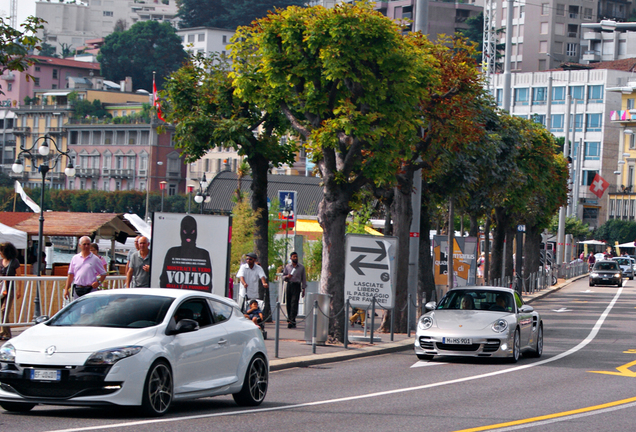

613,258,631,266
437,290,514,313
594,262,619,271
48,294,174,328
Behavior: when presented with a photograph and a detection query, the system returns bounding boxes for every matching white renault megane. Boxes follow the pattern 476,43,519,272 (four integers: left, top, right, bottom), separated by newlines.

0,288,268,416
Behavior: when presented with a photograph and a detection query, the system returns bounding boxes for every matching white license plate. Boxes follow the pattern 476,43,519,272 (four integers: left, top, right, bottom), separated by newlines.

443,337,472,345
30,369,61,381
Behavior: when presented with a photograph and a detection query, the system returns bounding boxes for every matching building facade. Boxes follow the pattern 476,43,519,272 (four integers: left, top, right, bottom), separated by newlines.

493,67,636,228
582,21,636,64
176,27,235,58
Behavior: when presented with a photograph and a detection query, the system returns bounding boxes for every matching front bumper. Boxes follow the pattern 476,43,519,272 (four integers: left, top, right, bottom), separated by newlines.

414,332,514,358
589,275,621,285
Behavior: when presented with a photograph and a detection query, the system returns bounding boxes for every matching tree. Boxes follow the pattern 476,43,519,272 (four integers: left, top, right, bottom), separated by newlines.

232,2,437,342
98,20,187,91
177,0,306,29
0,16,45,94
38,30,57,57
58,42,75,58
549,215,590,239
594,219,636,246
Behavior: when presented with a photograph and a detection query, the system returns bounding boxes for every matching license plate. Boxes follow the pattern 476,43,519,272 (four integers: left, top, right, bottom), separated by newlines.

443,337,472,345
30,369,61,381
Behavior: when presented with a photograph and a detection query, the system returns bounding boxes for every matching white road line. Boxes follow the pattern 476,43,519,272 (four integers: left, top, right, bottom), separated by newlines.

45,288,624,432
410,361,448,368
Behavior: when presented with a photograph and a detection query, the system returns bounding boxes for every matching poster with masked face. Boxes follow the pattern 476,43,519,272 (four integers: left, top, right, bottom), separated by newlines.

150,213,230,295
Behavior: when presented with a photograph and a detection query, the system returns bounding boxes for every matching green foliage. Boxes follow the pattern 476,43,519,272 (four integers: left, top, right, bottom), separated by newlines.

594,219,636,247
346,198,374,234
549,215,590,239
98,20,187,91
230,200,256,275
70,98,110,119
304,238,323,281
177,0,306,30
0,16,45,95
267,199,287,272
58,42,75,58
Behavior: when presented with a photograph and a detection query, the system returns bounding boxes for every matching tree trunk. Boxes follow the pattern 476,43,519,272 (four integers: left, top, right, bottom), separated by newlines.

484,216,491,282
380,171,414,333
419,197,436,305
468,213,479,238
490,206,509,284
249,154,272,321
505,227,516,285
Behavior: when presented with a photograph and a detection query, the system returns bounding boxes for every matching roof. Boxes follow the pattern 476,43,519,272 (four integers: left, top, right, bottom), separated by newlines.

30,55,100,71
551,58,636,73
204,171,323,216
0,212,35,227
13,212,138,238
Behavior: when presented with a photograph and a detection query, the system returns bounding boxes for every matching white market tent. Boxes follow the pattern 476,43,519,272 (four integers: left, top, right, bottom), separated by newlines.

0,221,27,248
617,242,636,248
578,240,606,245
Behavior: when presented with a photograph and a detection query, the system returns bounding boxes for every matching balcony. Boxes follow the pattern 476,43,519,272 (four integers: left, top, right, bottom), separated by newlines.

106,168,134,178
166,170,181,179
0,72,14,81
75,167,100,178
583,31,601,41
46,127,64,135
12,127,31,135
582,50,601,62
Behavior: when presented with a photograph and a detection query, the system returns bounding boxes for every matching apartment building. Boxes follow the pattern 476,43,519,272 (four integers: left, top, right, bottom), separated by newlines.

176,27,235,58
582,21,636,64
35,0,179,57
493,65,636,227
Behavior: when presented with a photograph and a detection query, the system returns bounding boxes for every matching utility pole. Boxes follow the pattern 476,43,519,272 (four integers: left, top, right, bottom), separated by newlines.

502,0,514,112
557,94,572,266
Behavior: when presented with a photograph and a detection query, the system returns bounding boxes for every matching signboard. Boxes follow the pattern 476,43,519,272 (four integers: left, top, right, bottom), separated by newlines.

150,213,231,297
344,234,397,309
278,190,296,229
433,236,478,287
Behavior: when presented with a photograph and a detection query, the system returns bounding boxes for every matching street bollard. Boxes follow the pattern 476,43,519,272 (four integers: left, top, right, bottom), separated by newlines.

407,293,411,338
312,299,318,354
390,304,394,342
344,299,349,349
275,301,280,358
370,296,375,345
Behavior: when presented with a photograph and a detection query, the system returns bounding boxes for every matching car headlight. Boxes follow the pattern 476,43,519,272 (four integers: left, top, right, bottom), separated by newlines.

85,346,143,365
615,273,622,278
0,343,15,362
491,319,508,333
418,316,434,330
590,273,599,277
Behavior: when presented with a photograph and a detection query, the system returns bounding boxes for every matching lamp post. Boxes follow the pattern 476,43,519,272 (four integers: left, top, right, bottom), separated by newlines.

187,184,194,213
194,173,210,214
12,134,75,318
159,181,167,212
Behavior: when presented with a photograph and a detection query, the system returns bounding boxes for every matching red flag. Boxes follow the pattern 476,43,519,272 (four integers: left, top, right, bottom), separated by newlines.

589,173,609,198
153,76,165,122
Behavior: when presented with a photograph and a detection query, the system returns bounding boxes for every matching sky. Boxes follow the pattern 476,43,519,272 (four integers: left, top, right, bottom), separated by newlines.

0,0,36,27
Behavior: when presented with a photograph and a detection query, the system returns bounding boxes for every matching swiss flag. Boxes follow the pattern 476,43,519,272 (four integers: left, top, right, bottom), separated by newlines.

589,173,609,198
153,75,165,122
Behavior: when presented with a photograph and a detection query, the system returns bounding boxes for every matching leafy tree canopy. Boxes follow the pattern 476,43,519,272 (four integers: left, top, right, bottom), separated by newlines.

98,20,187,91
549,215,590,239
594,219,636,247
177,0,306,29
0,16,45,94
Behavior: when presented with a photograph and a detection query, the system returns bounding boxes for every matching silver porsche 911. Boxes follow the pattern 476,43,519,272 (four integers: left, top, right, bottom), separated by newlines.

414,286,542,363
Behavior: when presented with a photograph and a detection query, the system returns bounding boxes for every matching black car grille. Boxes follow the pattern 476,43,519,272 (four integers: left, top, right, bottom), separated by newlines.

436,342,480,352
419,337,434,350
483,339,501,352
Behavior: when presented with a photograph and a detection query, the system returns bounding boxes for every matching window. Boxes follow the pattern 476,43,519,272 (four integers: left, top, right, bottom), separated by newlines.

52,69,58,79
555,23,565,36
7,83,11,92
532,114,546,126
588,85,603,102
34,77,40,87
519,6,525,18
551,114,564,131
496,88,503,106
540,22,549,34
584,8,593,20
207,299,233,323
541,3,549,15
568,24,578,38
629,133,636,150
222,35,228,44
198,33,205,42
586,114,602,131
628,99,636,110
583,170,598,186
35,66,40,72
570,113,583,131
174,300,213,327
103,180,109,191
552,87,566,104
514,88,529,105
188,34,195,43
556,4,565,16
570,85,584,102
539,41,548,53
566,43,578,57
533,87,547,104
103,11,114,17
168,184,176,196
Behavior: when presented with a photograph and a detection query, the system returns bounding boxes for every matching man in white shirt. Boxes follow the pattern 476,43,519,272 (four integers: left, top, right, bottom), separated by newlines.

237,253,268,306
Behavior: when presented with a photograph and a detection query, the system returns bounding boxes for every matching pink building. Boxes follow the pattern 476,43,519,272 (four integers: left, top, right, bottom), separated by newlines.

0,56,100,108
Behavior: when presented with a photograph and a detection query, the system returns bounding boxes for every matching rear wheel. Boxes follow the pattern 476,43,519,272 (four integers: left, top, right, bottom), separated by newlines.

416,354,434,361
0,402,35,412
233,355,268,406
141,360,173,416
509,329,520,363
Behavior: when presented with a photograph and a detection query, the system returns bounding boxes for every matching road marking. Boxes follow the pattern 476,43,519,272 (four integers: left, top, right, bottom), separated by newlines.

580,290,594,293
624,349,636,354
43,288,624,432
451,396,636,431
410,361,448,368
590,359,636,377
552,307,572,312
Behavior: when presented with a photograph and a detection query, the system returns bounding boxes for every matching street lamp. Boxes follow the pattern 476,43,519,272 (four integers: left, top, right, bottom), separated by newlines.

194,173,210,214
160,181,168,212
12,134,75,318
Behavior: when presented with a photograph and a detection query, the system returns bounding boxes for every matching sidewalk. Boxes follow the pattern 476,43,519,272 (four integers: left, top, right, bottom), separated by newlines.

267,275,585,371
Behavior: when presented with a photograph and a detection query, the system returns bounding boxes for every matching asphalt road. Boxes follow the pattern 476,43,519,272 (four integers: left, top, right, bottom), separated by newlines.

3,276,636,432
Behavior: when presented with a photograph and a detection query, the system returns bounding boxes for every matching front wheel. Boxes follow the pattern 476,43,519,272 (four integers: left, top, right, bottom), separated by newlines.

0,402,36,412
509,329,520,363
141,360,173,416
233,355,268,406
529,324,543,358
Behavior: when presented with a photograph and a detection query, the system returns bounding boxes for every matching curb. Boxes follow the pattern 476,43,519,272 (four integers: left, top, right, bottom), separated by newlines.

269,338,414,371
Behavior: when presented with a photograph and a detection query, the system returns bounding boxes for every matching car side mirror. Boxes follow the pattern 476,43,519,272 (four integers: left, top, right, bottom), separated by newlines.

519,305,534,313
166,318,199,335
425,301,437,311
33,315,49,325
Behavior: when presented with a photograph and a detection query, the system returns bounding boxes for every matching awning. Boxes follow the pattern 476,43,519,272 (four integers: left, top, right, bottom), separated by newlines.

14,212,137,238
617,242,636,248
578,240,606,245
41,91,72,97
0,221,27,248
294,219,383,236
124,213,151,239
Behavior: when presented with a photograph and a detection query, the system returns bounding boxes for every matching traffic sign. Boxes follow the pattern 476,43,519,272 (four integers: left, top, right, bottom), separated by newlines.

344,234,397,309
278,190,296,221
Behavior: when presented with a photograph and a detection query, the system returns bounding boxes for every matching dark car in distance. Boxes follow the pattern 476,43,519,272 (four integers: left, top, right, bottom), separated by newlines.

589,260,623,287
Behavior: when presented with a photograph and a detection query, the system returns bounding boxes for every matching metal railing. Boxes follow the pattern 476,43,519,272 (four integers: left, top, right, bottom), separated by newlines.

489,261,588,295
0,275,126,327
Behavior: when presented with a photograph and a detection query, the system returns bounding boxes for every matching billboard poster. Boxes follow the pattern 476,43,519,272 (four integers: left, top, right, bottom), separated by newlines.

150,213,230,297
433,236,478,287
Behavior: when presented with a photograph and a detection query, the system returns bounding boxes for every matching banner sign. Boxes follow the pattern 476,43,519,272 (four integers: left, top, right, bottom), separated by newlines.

150,213,230,296
433,236,478,287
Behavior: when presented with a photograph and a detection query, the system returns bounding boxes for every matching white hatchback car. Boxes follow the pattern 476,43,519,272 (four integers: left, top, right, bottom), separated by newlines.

0,289,268,416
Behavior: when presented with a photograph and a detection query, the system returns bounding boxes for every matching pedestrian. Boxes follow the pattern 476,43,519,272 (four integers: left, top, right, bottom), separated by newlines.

282,251,306,328
125,236,141,283
63,236,107,300
0,242,20,340
126,236,151,288
237,253,268,309
90,243,108,272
